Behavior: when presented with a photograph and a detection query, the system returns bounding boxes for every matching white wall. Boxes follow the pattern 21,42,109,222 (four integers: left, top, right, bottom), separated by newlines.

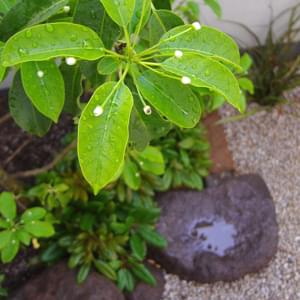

199,0,300,47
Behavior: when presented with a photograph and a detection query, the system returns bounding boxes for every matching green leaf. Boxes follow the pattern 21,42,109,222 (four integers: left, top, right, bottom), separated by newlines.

159,25,240,69
137,70,201,128
21,207,47,222
117,269,135,292
78,82,133,194
41,243,65,262
152,0,171,9
80,61,105,88
79,213,96,231
0,218,10,229
145,10,184,46
16,230,31,246
0,0,69,41
77,264,91,284
0,42,6,82
131,263,156,285
2,23,104,67
9,72,52,137
24,221,55,237
21,60,65,122
94,259,117,281
123,159,141,190
130,233,146,261
0,230,12,249
161,55,243,112
97,57,120,75
0,192,16,220
137,225,167,248
136,146,165,175
0,0,16,15
240,53,253,72
204,0,222,18
60,63,83,116
1,238,19,263
239,78,254,95
129,0,151,34
100,0,136,26
73,0,120,49
130,207,161,223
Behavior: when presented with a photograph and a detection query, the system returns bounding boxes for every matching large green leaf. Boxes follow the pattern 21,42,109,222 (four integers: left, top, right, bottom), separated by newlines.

0,0,16,16
73,0,120,48
21,207,47,222
24,221,55,237
143,10,184,46
129,0,151,34
0,231,12,249
0,0,69,41
137,70,201,127
2,23,104,67
9,72,52,137
21,60,65,122
161,55,243,112
159,25,240,69
100,0,136,27
0,192,16,220
0,42,5,82
152,0,171,9
1,237,19,263
123,159,141,190
60,63,83,116
204,0,222,18
78,82,133,194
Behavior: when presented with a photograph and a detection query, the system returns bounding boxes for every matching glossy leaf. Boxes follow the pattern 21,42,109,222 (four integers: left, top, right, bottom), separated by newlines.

137,225,167,248
204,0,222,18
1,238,19,263
129,0,151,34
94,259,117,281
159,25,241,69
0,0,69,41
24,221,55,237
2,23,104,67
97,57,119,75
80,61,105,88
21,60,65,122
78,82,133,194
130,233,146,260
239,78,254,94
145,10,184,46
0,42,6,82
21,207,47,222
0,192,16,220
0,231,12,249
100,0,135,27
0,0,16,15
60,63,82,116
73,0,120,48
123,159,141,190
16,230,31,246
137,70,201,128
9,73,51,136
131,263,156,285
152,0,171,9
161,55,243,112
136,146,165,175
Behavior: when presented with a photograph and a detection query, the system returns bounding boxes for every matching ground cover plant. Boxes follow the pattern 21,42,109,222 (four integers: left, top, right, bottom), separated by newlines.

0,0,246,294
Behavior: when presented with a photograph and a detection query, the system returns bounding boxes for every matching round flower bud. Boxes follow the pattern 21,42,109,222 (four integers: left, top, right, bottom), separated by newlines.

143,105,152,115
66,57,77,66
192,22,202,30
93,105,103,117
181,76,191,85
174,50,183,58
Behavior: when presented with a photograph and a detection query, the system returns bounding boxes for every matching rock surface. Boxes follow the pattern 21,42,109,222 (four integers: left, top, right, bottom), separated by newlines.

126,264,165,300
152,174,279,283
11,262,125,300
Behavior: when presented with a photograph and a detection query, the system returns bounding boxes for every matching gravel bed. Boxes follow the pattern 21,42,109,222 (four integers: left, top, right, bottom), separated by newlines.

163,93,300,300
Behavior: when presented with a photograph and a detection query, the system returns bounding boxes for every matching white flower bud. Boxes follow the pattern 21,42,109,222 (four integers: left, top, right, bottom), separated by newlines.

93,105,103,117
174,50,183,58
143,105,152,115
66,57,77,66
63,6,71,13
192,22,202,30
37,70,44,78
181,76,191,85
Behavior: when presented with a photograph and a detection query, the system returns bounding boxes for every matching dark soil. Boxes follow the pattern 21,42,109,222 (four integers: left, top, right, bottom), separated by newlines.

0,89,74,177
0,89,74,294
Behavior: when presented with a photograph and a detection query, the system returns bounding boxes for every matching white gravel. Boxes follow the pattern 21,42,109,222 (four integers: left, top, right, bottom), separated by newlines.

163,93,300,300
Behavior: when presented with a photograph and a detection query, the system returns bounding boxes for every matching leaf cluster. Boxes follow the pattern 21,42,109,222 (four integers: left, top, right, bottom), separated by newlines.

0,0,244,194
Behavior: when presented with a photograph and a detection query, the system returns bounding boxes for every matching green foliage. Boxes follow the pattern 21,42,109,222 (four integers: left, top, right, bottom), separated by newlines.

0,192,54,263
245,5,300,106
0,0,242,193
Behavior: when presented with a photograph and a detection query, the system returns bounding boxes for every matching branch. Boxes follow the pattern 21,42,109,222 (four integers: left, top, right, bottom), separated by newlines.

0,113,11,126
11,140,77,179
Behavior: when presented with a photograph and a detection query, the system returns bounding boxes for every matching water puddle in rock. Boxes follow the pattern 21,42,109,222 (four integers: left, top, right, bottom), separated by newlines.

190,218,237,256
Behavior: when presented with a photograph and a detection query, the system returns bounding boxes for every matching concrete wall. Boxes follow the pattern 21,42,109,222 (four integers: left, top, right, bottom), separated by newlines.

199,0,300,47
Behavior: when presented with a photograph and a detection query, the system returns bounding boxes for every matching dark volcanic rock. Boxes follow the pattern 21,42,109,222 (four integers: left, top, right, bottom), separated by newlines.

126,264,165,300
152,174,278,283
11,262,125,300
